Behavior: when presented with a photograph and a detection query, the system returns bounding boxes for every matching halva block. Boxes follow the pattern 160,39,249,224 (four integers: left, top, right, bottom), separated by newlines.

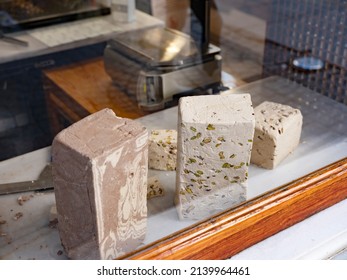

251,101,303,169
148,129,177,171
175,94,255,220
147,176,165,199
52,108,148,259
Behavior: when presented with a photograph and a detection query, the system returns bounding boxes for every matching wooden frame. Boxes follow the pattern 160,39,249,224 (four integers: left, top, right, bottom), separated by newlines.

120,157,347,259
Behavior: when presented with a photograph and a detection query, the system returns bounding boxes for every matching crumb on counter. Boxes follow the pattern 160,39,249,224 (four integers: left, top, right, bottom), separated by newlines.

17,195,32,206
13,212,23,221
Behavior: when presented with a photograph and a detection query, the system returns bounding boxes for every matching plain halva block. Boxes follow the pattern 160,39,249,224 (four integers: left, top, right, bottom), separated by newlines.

148,129,177,171
52,108,148,260
175,94,255,220
251,101,303,169
49,205,58,222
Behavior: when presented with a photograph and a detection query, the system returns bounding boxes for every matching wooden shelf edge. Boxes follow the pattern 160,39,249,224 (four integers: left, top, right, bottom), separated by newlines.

119,157,347,260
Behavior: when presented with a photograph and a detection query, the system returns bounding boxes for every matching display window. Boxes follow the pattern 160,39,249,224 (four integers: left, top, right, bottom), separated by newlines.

0,0,346,260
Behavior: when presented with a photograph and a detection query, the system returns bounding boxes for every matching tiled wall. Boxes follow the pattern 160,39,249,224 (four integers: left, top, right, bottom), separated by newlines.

263,0,347,104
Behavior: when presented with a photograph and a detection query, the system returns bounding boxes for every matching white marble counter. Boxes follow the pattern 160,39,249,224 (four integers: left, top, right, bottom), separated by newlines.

0,11,163,64
0,76,346,260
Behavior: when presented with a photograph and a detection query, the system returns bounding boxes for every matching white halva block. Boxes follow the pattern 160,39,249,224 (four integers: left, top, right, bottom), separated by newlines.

175,94,255,220
148,129,177,171
251,101,303,169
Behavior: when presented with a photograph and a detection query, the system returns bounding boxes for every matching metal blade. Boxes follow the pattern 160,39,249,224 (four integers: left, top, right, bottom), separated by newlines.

0,164,53,195
0,31,29,47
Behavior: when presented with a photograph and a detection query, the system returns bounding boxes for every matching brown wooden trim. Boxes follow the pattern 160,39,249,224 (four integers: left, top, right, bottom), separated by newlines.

48,92,84,124
119,157,347,259
43,77,91,120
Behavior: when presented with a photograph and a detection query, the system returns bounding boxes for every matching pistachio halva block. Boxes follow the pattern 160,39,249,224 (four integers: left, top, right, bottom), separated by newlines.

251,101,303,169
175,94,255,220
147,176,165,199
52,108,148,260
148,129,177,171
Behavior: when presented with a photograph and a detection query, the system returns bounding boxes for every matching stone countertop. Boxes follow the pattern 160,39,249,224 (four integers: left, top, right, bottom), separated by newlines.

0,10,163,65
0,76,346,259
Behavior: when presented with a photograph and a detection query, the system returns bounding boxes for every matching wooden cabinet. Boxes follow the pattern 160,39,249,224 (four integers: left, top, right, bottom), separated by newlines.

43,57,149,136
